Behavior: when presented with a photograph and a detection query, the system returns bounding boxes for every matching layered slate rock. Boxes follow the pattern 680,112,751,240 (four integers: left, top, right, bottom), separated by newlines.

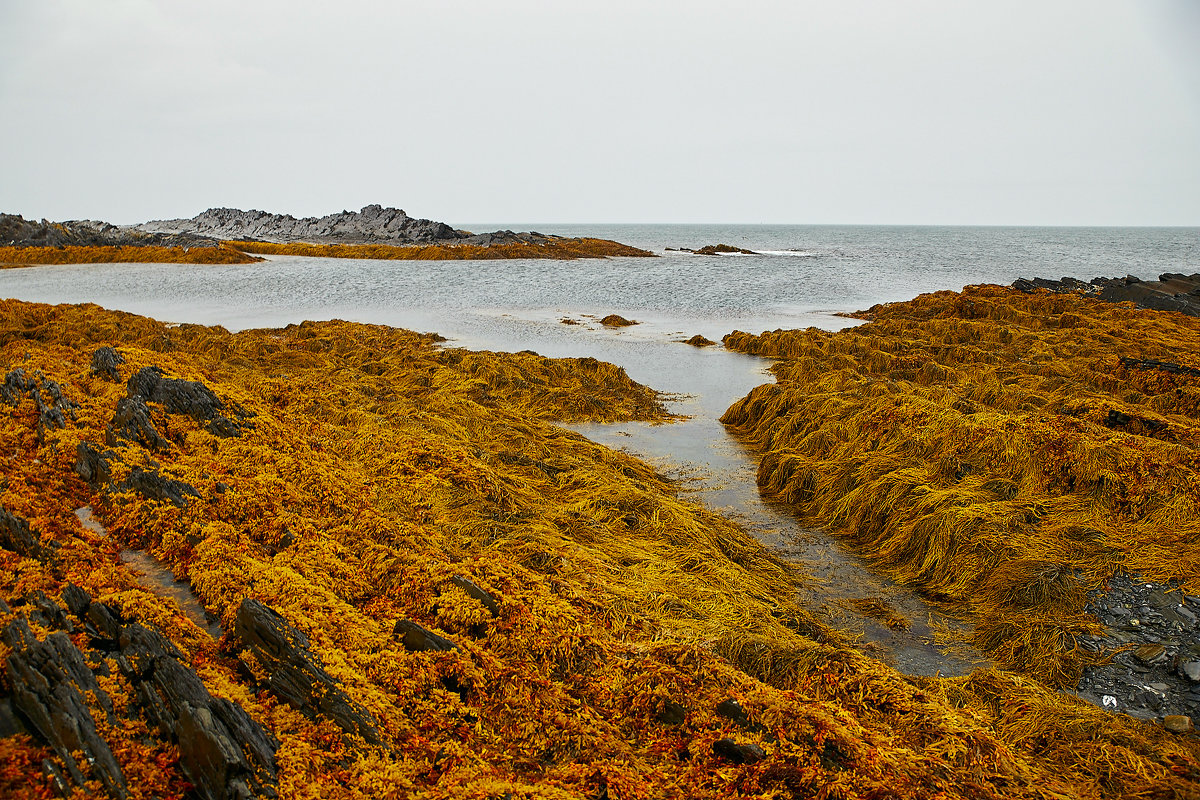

235,599,382,745
2,587,279,800
2,615,128,799
123,365,246,440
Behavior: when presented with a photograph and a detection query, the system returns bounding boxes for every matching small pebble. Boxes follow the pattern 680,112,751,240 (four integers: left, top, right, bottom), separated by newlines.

1164,715,1194,734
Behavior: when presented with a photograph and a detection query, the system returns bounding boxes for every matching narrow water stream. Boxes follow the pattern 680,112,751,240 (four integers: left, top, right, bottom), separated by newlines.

569,364,986,677
74,506,222,639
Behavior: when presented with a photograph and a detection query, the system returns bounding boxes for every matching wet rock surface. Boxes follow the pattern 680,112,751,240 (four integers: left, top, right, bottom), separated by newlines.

235,598,382,745
1076,572,1200,731
1012,272,1200,316
1,586,278,800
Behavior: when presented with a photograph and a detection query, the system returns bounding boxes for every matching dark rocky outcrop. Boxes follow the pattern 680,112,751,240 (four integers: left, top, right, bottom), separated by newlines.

683,335,715,347
136,205,465,245
1,213,220,249
2,615,129,798
91,347,126,382
2,367,79,438
74,441,199,508
234,599,381,745
3,586,279,800
1012,273,1200,317
0,506,43,559
125,366,245,439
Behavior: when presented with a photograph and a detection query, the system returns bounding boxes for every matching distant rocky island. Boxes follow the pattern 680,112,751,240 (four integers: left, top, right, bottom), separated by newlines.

0,206,653,263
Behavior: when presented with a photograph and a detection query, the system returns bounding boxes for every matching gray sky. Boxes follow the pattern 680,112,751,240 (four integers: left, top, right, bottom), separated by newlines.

2,0,1198,226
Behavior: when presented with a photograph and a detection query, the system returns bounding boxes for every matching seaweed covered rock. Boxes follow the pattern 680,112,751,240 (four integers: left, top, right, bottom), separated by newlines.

2,587,278,800
2,615,128,798
5,298,1200,799
235,599,381,745
125,365,244,438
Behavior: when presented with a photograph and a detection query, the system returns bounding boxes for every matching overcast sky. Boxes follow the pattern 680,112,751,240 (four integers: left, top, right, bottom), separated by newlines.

1,0,1198,226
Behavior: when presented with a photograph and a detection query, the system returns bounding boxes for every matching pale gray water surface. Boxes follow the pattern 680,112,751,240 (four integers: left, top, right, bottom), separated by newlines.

10,225,1197,672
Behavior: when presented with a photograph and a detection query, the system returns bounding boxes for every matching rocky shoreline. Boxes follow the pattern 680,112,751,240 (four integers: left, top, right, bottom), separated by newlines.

1012,272,1200,316
3,205,630,252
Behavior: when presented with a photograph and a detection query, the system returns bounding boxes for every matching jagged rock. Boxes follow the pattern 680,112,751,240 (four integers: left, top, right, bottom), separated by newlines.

74,441,198,507
711,738,766,764
124,466,199,508
235,599,381,745
75,441,119,490
2,617,128,799
126,366,243,438
1,368,78,436
18,586,281,800
136,205,465,246
393,619,458,653
0,505,41,558
62,583,91,618
450,576,500,618
109,396,170,451
0,212,221,249
26,590,72,632
91,347,125,381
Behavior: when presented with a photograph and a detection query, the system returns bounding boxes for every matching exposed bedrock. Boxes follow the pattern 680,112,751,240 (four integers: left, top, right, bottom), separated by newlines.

1012,272,1200,316
234,599,382,745
1,585,278,800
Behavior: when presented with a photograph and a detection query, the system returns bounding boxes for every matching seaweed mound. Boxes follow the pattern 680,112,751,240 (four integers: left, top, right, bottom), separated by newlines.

1,298,1198,799
722,284,1200,693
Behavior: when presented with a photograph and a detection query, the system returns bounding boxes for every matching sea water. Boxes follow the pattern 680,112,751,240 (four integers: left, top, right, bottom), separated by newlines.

3,224,1197,674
